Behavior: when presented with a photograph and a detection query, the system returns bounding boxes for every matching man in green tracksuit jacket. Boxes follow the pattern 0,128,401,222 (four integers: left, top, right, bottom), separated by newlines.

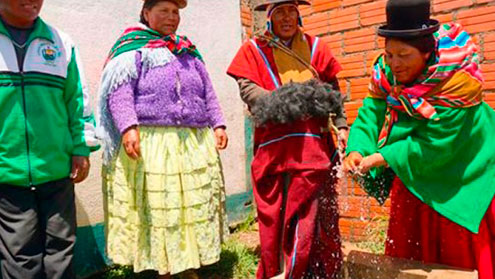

0,1,99,278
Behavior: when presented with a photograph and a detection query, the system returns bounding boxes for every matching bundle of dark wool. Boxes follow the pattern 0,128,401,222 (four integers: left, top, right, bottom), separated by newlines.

352,167,395,205
250,79,344,126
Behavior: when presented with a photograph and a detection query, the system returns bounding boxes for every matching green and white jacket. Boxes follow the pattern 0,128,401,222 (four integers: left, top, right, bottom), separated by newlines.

0,18,99,187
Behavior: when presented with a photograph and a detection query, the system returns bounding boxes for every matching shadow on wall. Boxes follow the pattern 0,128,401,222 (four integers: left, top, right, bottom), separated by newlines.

74,197,109,279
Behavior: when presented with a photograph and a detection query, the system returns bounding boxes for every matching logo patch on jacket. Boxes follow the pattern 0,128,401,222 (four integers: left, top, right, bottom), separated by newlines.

37,43,60,66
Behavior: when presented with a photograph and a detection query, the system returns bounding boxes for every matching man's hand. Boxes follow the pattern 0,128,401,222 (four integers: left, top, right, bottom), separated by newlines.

71,156,90,183
214,127,228,150
338,128,349,151
122,126,141,160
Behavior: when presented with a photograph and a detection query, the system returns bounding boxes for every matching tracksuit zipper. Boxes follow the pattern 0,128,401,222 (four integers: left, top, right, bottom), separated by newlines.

20,67,33,186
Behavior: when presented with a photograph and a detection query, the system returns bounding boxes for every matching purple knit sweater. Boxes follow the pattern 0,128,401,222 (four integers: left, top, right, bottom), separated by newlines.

108,51,225,134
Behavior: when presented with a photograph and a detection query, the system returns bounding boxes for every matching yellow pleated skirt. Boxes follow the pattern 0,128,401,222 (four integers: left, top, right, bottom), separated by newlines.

102,126,228,275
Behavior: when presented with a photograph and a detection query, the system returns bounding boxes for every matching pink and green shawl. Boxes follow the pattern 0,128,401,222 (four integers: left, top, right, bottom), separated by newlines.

105,25,202,65
369,23,484,147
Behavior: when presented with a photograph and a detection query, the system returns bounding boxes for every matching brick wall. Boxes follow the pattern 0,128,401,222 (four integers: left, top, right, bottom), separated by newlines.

239,0,495,241
241,0,254,39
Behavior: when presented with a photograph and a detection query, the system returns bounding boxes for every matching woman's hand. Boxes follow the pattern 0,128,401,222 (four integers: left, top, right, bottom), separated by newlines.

122,126,141,160
214,127,228,150
343,152,363,173
359,153,387,173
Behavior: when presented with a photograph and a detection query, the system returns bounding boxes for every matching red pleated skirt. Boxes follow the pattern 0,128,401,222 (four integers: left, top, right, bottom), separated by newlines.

386,178,495,279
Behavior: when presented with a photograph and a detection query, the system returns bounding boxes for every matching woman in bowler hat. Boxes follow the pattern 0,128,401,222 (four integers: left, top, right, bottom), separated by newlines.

344,0,495,277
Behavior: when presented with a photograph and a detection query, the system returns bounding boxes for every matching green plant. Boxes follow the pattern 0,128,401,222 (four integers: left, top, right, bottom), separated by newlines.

93,237,258,279
96,265,156,279
236,209,257,233
199,238,258,279
356,216,389,254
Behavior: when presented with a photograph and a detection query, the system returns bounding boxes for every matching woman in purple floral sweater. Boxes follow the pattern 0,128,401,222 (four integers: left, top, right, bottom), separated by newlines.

98,0,228,278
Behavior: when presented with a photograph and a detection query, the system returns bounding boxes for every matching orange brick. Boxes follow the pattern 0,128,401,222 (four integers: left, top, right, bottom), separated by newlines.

338,175,354,192
330,6,360,18
343,0,374,7
241,11,251,19
359,0,387,27
347,116,356,124
338,78,349,95
337,67,365,78
329,6,359,32
337,70,365,78
466,23,495,36
344,27,376,53
370,196,392,207
370,205,391,218
433,13,454,24
485,33,495,44
485,52,495,62
349,219,371,241
359,0,387,16
313,0,342,12
458,5,495,19
384,198,391,208
241,17,252,27
346,111,359,123
339,53,365,67
349,77,371,100
485,93,495,109
362,15,387,27
472,34,481,45
353,184,368,196
344,101,363,123
486,82,495,92
299,5,312,17
483,62,495,73
346,110,360,123
241,3,250,14
432,0,451,4
485,42,495,61
344,101,363,107
484,71,495,90
369,197,391,216
321,33,343,55
338,77,348,91
338,218,352,237
339,196,370,218
344,26,375,41
346,108,359,121
322,32,343,45
458,5,495,34
433,0,472,13
484,33,495,61
304,25,331,36
337,177,353,195
376,36,385,48
459,14,495,28
303,12,329,27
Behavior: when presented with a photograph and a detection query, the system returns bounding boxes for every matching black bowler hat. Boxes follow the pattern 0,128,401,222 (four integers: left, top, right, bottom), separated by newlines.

254,0,310,11
378,0,439,38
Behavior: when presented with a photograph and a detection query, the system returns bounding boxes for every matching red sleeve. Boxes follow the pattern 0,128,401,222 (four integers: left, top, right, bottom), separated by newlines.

227,40,265,87
308,34,342,83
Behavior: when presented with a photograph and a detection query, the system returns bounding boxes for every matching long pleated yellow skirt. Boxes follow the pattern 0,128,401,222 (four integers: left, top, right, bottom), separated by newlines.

102,126,228,275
